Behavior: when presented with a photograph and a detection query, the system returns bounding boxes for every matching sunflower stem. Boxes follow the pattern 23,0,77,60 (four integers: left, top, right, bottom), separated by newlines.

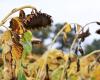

0,5,36,26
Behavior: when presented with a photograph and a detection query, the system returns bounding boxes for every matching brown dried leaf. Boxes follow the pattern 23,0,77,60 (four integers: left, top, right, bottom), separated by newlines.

11,43,23,60
10,17,24,35
78,28,90,42
12,32,20,44
19,10,25,19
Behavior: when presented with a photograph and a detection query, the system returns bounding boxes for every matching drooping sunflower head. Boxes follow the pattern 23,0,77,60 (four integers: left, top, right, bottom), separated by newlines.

10,9,53,32
24,9,53,29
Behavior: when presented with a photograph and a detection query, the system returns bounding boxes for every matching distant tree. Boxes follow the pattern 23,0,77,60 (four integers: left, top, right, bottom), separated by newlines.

32,23,75,54
85,39,100,54
53,23,74,51
32,27,50,54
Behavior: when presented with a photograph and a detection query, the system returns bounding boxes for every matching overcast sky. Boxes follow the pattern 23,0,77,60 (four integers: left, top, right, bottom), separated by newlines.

1,0,100,23
0,0,100,44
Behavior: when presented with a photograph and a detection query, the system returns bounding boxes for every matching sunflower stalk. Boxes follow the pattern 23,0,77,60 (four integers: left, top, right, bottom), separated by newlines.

0,5,36,26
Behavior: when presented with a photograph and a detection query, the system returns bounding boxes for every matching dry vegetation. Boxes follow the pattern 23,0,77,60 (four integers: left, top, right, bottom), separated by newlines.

0,5,100,80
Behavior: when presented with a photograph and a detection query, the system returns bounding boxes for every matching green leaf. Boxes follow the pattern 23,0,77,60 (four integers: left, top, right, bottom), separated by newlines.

18,70,26,80
21,30,32,58
17,63,26,80
23,41,32,55
22,30,32,42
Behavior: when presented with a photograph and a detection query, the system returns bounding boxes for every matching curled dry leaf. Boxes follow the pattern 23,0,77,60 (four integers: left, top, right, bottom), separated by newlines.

78,28,90,42
12,32,20,44
10,17,24,35
19,10,26,19
63,23,71,33
11,43,23,60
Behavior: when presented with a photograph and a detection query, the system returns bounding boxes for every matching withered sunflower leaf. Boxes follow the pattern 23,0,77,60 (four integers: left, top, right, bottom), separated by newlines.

19,10,25,19
78,28,90,42
64,23,72,33
11,43,23,60
10,17,24,35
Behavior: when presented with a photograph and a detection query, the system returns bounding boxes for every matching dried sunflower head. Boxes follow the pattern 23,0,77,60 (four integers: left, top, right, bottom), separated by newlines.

24,10,53,29
10,9,53,31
